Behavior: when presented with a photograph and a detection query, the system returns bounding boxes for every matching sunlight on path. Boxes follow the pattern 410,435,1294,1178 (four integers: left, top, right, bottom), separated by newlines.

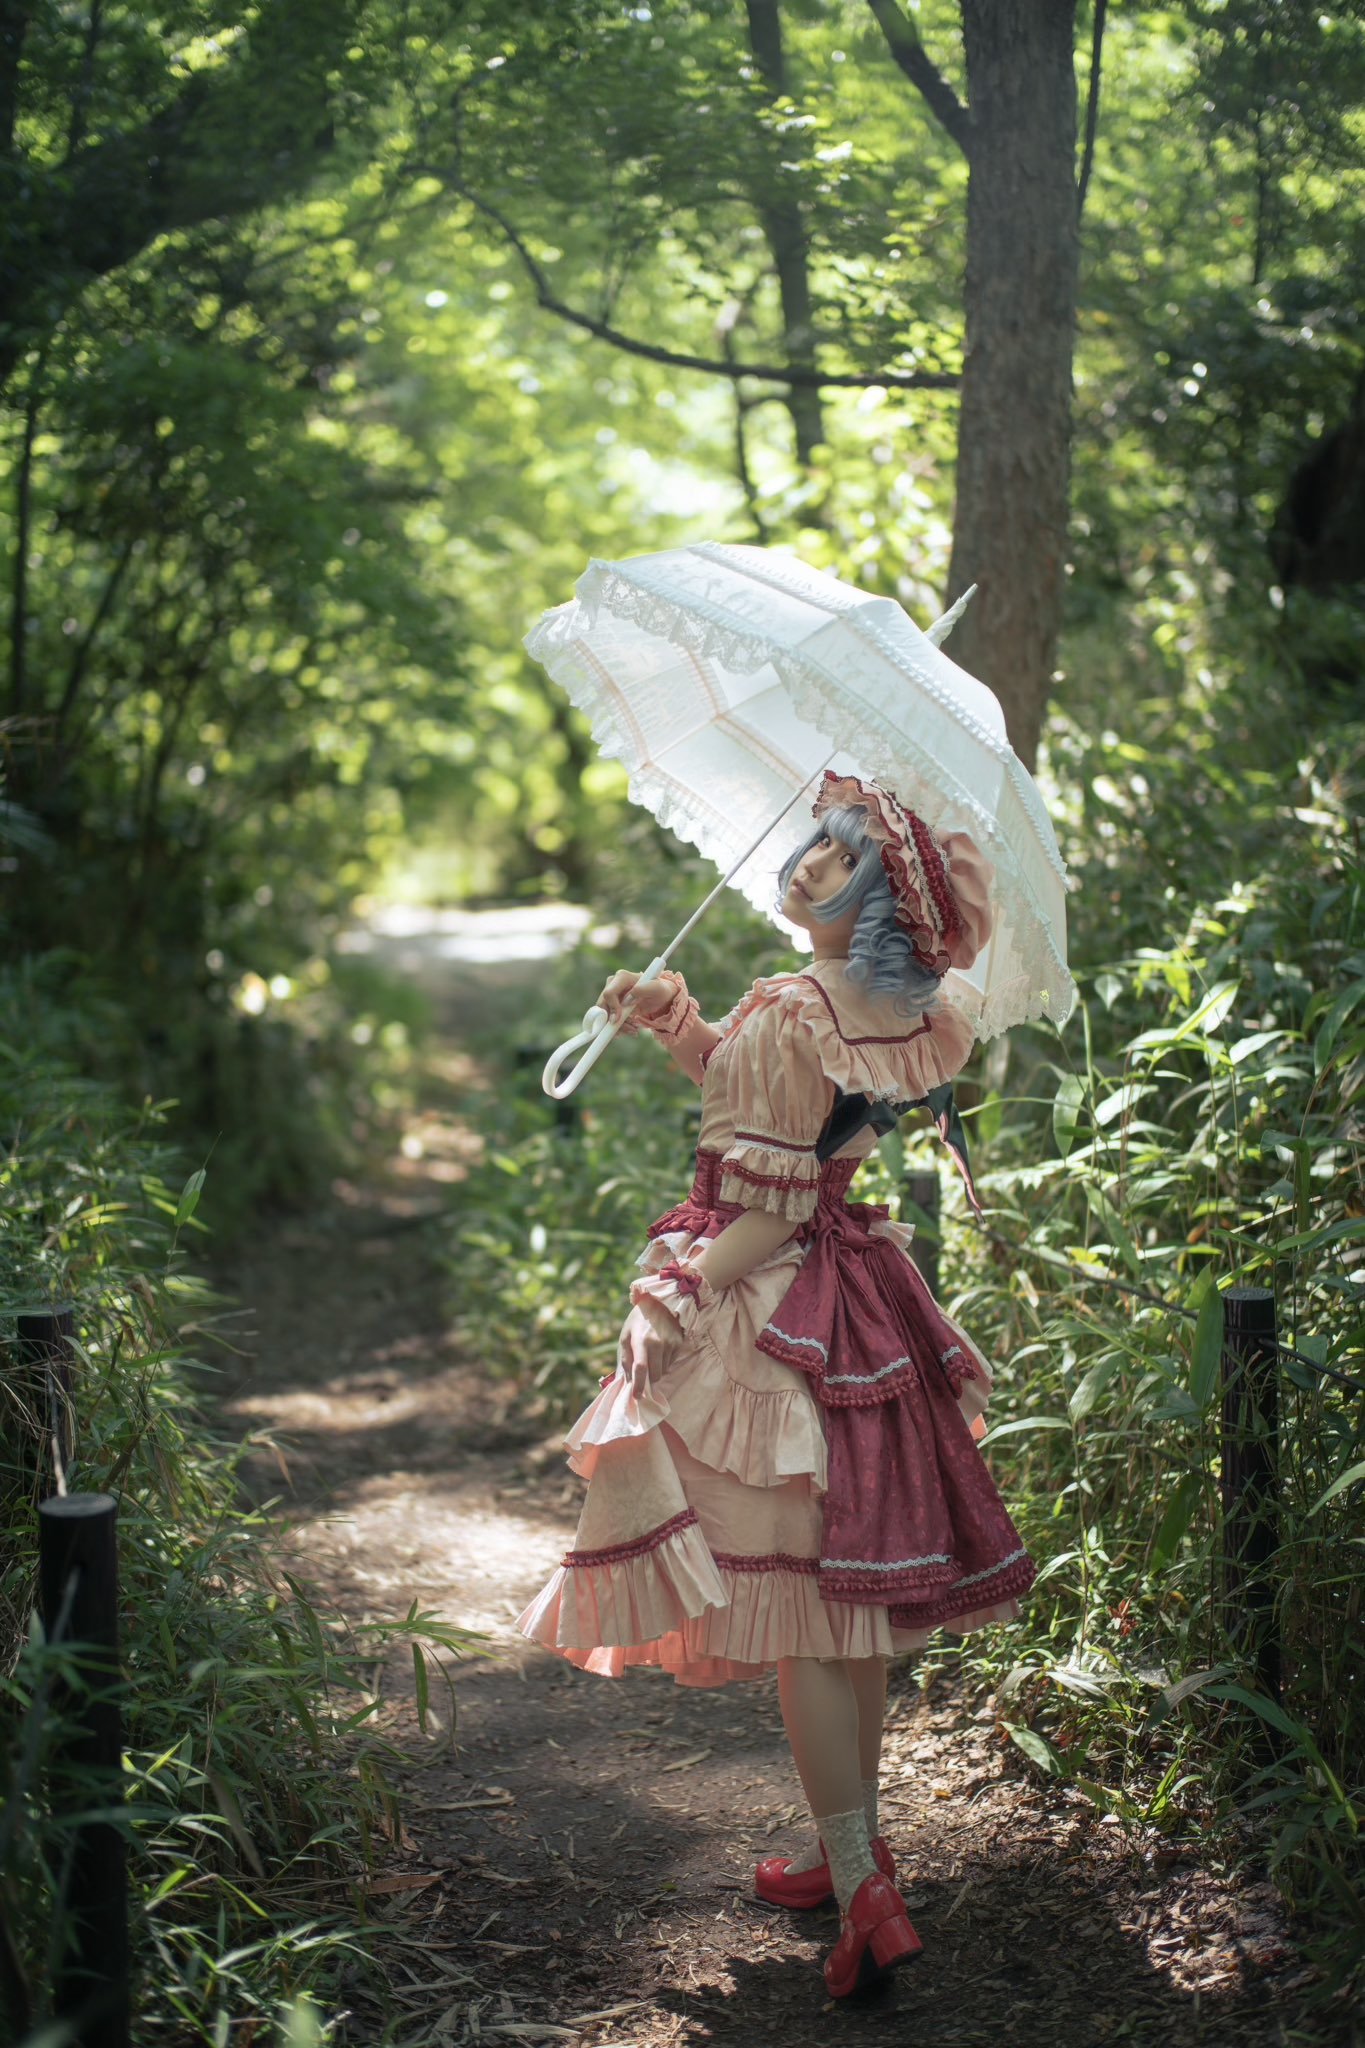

284,1467,568,1642
340,899,593,968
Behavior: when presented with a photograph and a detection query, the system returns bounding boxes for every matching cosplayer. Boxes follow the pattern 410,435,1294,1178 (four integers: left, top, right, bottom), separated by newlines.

517,771,1036,1998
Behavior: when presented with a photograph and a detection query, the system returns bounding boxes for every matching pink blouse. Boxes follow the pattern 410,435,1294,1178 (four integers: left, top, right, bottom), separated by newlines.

633,958,975,1223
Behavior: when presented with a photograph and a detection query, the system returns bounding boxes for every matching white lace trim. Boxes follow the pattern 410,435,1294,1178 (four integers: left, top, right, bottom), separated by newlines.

524,565,1077,1041
763,1324,829,1359
821,1551,954,1571
824,1355,913,1387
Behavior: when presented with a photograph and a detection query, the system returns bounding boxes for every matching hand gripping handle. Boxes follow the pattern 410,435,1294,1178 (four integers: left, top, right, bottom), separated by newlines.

541,955,669,1100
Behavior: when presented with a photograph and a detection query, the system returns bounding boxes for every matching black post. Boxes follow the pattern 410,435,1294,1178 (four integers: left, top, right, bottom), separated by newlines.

38,1493,129,2048
1219,1288,1281,1712
902,1169,941,1299
17,1303,76,1494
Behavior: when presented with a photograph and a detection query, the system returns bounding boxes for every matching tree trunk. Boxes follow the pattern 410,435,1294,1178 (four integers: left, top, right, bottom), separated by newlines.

745,0,826,467
947,0,1079,769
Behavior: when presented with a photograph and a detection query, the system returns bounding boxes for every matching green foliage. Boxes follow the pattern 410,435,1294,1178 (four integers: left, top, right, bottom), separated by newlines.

0,971,479,2043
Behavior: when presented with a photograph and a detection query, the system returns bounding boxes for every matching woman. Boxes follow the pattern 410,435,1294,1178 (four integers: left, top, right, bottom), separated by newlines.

517,772,1035,1998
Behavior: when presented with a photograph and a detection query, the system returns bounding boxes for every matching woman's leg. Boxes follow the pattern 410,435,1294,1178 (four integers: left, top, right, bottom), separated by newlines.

783,1653,888,1869
776,1656,877,1910
848,1654,888,1837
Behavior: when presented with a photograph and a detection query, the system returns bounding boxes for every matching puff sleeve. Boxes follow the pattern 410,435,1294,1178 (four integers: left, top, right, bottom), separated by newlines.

718,993,833,1222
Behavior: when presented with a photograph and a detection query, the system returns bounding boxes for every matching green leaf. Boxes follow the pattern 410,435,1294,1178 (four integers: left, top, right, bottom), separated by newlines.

1306,1460,1365,1518
413,1642,430,1733
1271,1217,1365,1255
1069,1355,1118,1423
978,1416,1070,1445
1005,1724,1066,1776
1189,1284,1224,1410
1203,1684,1314,1749
1092,1081,1150,1127
1171,979,1239,1043
1073,1776,1141,1818
973,1090,1003,1145
1083,1183,1143,1277
1052,1073,1085,1159
175,1168,207,1227
1227,1029,1286,1066
1312,974,1365,1070
1151,1472,1202,1569
1144,1664,1235,1733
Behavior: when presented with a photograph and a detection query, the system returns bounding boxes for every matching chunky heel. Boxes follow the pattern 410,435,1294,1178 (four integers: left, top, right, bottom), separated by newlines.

869,1912,922,1969
822,1872,924,1997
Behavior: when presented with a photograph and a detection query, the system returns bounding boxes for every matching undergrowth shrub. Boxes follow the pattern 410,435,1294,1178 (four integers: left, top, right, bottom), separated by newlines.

0,963,473,2046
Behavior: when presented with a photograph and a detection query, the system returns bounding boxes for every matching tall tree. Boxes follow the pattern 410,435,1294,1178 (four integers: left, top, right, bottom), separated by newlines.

868,0,1084,766
444,0,1094,765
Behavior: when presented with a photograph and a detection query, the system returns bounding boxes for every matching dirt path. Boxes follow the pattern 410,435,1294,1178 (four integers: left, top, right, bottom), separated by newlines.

211,917,1331,2048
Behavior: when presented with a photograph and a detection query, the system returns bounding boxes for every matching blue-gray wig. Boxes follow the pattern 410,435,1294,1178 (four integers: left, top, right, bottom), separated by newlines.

777,804,942,1019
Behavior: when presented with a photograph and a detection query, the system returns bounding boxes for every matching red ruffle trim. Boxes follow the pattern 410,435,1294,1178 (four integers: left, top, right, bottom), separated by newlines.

711,1550,820,1576
563,1508,699,1570
721,1158,818,1192
886,1550,1037,1628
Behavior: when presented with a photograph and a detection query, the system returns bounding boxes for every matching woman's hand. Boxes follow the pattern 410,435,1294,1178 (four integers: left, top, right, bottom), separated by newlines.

597,967,673,1025
617,1300,680,1395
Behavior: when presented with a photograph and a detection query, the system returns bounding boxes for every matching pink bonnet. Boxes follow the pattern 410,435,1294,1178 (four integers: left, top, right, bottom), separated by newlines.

812,770,994,977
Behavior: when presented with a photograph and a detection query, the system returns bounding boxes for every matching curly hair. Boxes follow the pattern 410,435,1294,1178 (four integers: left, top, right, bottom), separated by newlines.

776,804,942,1019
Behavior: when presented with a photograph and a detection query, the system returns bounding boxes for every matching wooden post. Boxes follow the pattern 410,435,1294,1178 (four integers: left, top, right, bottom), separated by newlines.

903,1168,941,1299
17,1303,76,1495
1219,1288,1281,1713
38,1493,129,2048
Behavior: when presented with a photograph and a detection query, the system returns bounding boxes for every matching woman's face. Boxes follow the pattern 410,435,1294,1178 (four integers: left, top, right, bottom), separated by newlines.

782,830,863,945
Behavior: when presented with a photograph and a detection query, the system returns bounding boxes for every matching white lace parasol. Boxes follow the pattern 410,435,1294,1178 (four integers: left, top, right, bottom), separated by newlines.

525,541,1075,1043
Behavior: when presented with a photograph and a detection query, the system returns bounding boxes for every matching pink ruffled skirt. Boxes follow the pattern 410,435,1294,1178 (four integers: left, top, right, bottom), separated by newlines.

516,1223,1028,1688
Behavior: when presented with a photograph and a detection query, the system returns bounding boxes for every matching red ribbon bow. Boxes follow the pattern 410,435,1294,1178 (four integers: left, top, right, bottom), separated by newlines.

658,1260,705,1303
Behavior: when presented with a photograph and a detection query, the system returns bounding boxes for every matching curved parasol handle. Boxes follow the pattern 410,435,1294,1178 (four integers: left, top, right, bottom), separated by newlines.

542,955,669,1099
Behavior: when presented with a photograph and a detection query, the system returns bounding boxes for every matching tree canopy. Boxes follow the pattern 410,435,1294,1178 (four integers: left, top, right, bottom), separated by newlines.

2,0,1363,1032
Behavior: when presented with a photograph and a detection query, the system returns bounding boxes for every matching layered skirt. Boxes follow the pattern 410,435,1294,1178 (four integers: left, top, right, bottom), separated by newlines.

516,1153,1035,1687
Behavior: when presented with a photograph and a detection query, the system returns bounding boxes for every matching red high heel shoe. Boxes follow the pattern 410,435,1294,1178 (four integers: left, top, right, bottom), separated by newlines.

822,1871,922,1998
753,1833,896,1910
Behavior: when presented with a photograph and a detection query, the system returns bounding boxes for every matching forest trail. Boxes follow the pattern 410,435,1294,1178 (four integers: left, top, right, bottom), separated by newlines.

211,910,1316,2048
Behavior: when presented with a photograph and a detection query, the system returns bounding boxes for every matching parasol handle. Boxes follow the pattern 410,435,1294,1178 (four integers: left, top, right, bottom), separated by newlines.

542,955,669,1099
541,757,834,1100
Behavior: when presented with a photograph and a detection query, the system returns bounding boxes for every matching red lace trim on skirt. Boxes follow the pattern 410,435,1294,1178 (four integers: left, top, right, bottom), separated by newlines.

711,1549,820,1576
562,1507,699,1570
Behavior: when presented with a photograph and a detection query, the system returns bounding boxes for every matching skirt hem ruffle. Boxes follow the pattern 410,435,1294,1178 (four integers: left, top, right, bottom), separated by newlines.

515,1512,1032,1688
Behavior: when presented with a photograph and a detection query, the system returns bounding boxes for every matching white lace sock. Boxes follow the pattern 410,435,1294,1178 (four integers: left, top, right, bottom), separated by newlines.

784,1773,880,1874
862,1773,879,1839
783,1830,827,1876
785,1769,879,1875
815,1805,878,1915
